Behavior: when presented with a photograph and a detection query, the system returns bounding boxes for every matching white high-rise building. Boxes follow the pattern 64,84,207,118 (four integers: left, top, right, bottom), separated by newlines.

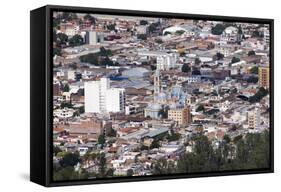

84,78,125,114
106,88,126,112
84,81,100,113
85,31,104,45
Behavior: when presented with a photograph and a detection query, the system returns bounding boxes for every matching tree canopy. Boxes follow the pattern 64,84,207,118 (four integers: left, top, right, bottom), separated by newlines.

56,33,68,47
140,20,148,25
59,152,80,168
153,131,270,174
213,52,224,61
250,66,259,74
68,34,84,47
231,57,241,64
248,87,268,103
182,63,191,73
211,24,226,35
83,14,96,25
79,47,115,66
195,58,201,65
248,50,256,56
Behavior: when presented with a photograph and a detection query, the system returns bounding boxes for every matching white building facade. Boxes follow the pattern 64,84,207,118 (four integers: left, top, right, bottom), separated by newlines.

85,31,104,45
84,78,125,114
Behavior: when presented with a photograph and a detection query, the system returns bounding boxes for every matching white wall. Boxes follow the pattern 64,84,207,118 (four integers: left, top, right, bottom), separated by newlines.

106,88,125,112
84,81,100,113
0,0,280,191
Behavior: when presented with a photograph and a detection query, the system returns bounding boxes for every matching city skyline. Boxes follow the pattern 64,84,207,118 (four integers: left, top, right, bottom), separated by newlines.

52,11,271,182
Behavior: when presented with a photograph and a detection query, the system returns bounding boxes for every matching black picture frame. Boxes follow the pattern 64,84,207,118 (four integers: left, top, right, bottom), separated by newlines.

30,4,274,187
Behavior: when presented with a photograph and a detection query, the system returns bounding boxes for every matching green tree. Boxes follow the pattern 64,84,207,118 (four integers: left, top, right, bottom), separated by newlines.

53,166,79,181
223,135,231,144
127,169,134,176
137,34,147,40
195,57,201,65
62,84,70,92
150,139,160,149
153,158,176,175
175,30,185,36
181,63,191,73
184,135,217,171
211,24,226,35
248,50,256,56
139,20,148,25
53,145,62,156
231,57,241,64
164,31,171,36
248,87,268,103
106,168,114,177
98,134,106,146
99,47,112,56
56,33,68,47
60,102,73,109
79,47,114,66
97,153,107,177
250,66,258,74
213,52,224,61
99,56,114,66
247,76,258,83
238,25,243,34
252,30,263,38
53,47,62,56
107,24,116,31
158,107,169,119
196,104,205,112
59,152,80,168
150,65,157,71
61,12,77,21
233,135,243,144
155,38,163,44
148,23,158,33
78,106,84,114
154,131,270,174
68,34,84,47
80,53,98,65
83,14,96,24
167,129,181,142
177,153,199,173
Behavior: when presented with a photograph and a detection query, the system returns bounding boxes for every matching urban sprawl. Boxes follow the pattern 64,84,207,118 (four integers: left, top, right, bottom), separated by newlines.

52,12,270,181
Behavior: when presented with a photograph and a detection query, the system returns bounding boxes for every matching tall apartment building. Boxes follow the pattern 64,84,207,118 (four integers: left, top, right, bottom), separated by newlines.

247,108,260,129
168,105,191,127
258,66,270,88
84,78,125,114
85,31,104,45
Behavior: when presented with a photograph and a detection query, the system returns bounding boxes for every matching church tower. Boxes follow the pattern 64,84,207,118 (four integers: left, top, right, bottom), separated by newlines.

154,69,161,96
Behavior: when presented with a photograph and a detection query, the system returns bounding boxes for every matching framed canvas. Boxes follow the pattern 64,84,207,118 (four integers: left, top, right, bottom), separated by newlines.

30,5,274,187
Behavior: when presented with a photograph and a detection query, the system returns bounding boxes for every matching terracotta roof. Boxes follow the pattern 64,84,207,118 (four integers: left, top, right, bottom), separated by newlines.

53,127,65,133
118,127,139,134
